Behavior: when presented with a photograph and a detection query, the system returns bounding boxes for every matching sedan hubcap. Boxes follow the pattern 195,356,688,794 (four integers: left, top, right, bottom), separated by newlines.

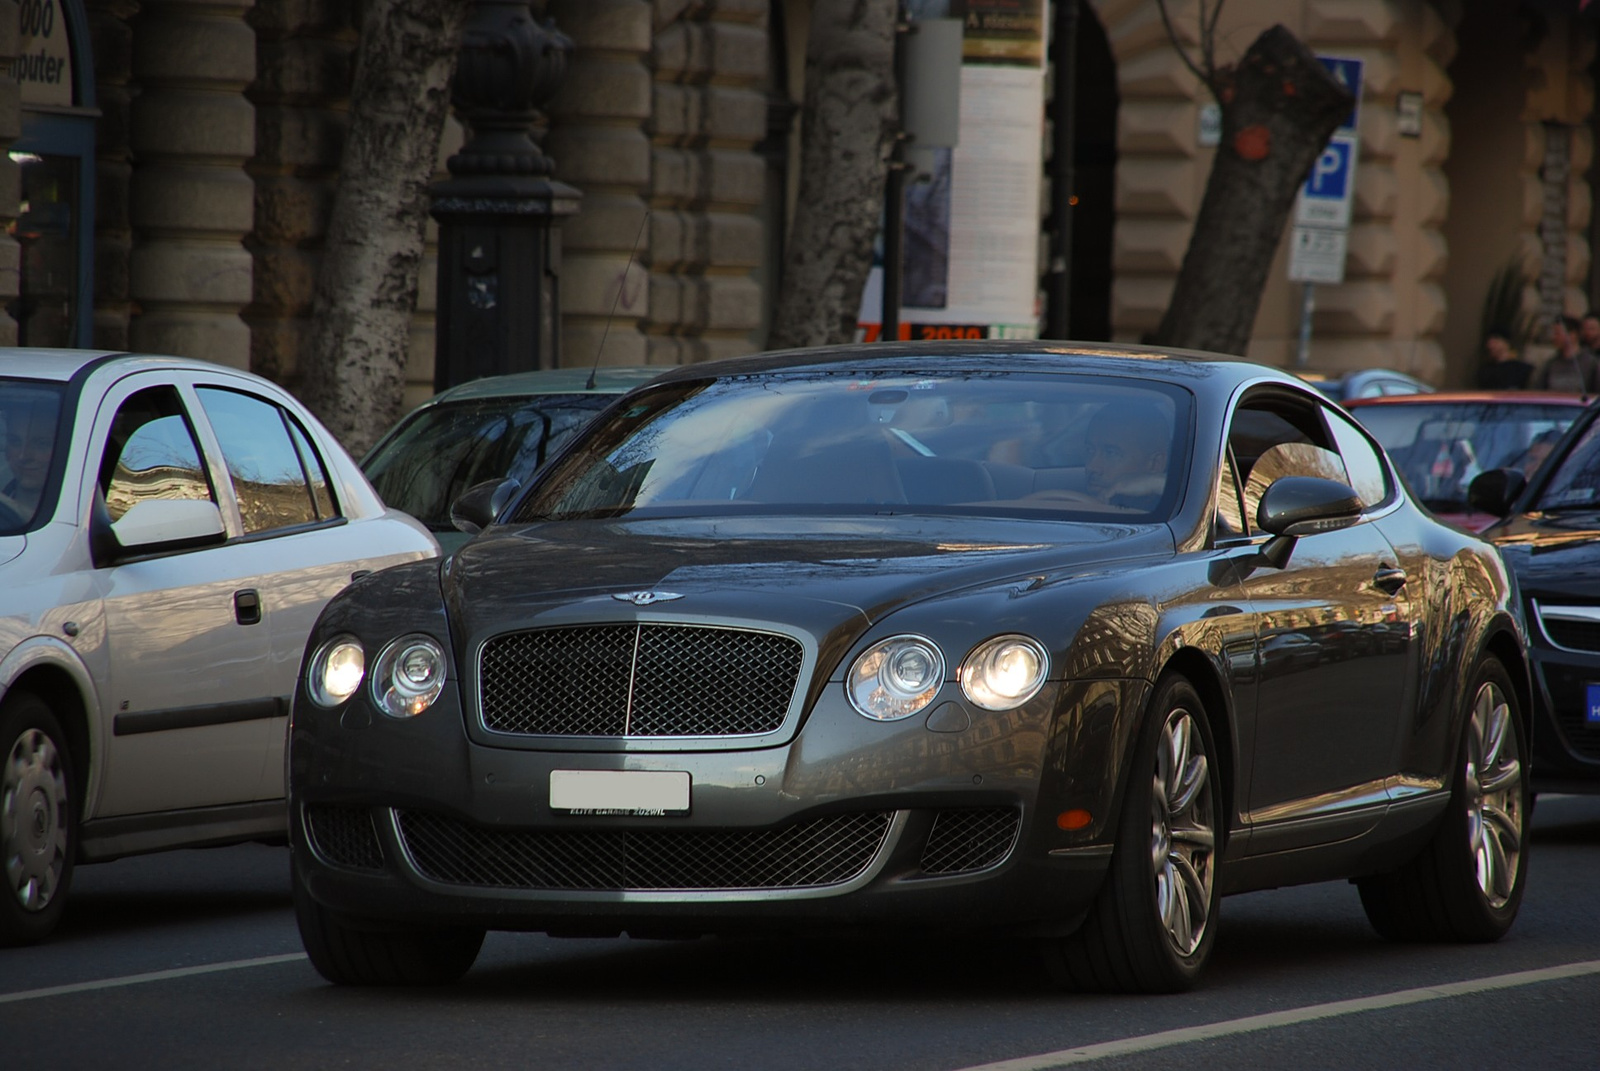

1465,681,1523,909
1149,708,1215,955
2,728,69,912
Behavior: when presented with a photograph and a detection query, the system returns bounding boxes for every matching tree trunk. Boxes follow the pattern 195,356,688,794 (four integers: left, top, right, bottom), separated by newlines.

1153,24,1353,356
300,0,468,456
768,0,898,351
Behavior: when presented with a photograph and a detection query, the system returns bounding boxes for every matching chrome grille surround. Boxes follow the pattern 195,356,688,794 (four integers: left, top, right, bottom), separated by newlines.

1535,601,1600,654
304,804,385,871
920,807,1023,875
477,623,806,738
393,809,895,892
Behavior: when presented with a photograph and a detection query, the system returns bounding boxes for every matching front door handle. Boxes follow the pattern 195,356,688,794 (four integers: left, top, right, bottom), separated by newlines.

1373,566,1407,596
234,589,262,625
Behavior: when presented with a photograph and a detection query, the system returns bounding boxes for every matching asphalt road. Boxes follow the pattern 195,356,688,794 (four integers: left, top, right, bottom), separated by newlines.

5,795,1600,1071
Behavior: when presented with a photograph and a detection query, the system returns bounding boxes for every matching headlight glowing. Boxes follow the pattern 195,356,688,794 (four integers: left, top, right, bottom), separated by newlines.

308,637,365,708
371,634,448,718
960,635,1049,710
847,635,946,720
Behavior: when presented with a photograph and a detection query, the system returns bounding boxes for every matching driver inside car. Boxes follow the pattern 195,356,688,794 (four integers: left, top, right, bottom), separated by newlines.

1084,398,1170,509
0,395,58,525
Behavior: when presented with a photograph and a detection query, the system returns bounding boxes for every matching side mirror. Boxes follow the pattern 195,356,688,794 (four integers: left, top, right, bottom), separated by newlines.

1256,476,1363,537
107,499,226,555
449,477,521,535
1467,468,1527,519
1256,476,1362,568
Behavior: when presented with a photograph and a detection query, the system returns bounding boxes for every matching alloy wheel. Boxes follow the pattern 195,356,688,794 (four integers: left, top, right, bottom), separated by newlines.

1149,708,1215,955
1465,680,1523,909
2,727,70,912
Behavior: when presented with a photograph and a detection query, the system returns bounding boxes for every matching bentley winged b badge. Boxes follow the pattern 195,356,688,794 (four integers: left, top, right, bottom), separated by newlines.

612,591,685,606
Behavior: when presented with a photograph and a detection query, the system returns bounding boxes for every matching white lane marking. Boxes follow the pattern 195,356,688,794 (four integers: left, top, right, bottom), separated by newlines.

0,952,308,1005
956,959,1600,1071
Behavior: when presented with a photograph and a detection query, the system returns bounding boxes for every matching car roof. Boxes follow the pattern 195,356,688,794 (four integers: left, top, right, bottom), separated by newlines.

643,339,1295,395
1345,390,1590,407
0,348,280,384
426,366,662,405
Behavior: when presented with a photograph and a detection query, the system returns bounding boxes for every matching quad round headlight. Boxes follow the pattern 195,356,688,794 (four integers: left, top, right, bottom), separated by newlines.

960,635,1049,710
371,634,448,718
307,637,365,708
847,635,946,721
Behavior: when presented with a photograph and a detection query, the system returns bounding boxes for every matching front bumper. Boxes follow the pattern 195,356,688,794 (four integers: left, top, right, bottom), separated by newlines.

1527,640,1600,791
288,677,1143,934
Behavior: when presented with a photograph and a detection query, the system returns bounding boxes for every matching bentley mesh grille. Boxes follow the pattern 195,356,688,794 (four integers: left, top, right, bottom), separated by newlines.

920,807,1022,875
305,804,385,871
395,810,893,890
478,624,805,737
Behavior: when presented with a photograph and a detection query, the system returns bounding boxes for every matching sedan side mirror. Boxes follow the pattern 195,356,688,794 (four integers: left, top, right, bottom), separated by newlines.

1256,476,1363,568
449,477,521,535
93,498,226,565
1466,468,1527,519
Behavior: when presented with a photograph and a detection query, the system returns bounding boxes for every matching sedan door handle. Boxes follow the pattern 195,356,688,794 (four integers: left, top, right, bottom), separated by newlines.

1373,566,1407,596
234,589,263,625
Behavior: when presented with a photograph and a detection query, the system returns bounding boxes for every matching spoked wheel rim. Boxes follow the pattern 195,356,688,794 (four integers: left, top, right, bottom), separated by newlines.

1149,707,1215,956
1465,680,1523,910
2,727,70,913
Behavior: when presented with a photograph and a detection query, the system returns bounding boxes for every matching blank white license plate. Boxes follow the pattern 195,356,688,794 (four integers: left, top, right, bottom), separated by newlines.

549,770,691,816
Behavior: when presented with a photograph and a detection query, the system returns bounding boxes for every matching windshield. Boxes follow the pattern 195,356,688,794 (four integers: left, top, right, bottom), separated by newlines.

1355,401,1580,512
363,393,619,528
1534,414,1600,510
0,381,65,535
514,371,1191,523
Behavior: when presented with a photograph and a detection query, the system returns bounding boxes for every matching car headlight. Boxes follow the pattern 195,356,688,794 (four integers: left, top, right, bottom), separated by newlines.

308,637,365,708
371,634,448,718
847,635,945,721
960,634,1049,710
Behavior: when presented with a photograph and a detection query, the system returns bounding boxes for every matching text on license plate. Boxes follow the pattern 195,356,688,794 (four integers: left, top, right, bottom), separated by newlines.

549,770,691,816
1587,684,1600,726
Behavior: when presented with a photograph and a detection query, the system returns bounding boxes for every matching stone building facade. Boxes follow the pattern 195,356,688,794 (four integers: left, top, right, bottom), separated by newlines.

1,1,1596,421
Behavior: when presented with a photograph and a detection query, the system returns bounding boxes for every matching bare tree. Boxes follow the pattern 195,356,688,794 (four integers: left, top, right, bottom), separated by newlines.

1150,1,1353,355
299,0,469,456
767,0,899,350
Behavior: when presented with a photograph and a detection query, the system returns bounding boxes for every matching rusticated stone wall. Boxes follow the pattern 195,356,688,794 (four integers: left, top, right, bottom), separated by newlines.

546,0,653,368
128,0,256,367
645,0,768,365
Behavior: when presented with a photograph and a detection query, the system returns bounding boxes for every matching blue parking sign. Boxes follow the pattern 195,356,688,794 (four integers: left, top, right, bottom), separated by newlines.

1588,683,1600,725
1305,138,1354,200
1319,55,1363,131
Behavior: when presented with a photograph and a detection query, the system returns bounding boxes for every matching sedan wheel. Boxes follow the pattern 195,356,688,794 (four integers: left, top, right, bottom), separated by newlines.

1358,656,1527,942
1051,675,1220,993
0,691,76,946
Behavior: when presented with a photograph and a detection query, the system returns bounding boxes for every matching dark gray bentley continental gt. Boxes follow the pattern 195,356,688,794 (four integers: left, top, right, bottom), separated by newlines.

288,342,1532,992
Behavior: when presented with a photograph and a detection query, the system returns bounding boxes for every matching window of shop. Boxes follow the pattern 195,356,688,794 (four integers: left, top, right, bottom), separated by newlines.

11,0,96,348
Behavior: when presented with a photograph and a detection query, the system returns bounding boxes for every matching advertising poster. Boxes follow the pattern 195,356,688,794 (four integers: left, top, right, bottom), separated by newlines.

859,0,1047,341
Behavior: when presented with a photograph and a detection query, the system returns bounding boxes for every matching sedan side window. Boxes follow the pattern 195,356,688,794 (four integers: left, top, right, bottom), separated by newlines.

99,387,217,522
196,387,334,535
1323,406,1391,509
1228,397,1348,532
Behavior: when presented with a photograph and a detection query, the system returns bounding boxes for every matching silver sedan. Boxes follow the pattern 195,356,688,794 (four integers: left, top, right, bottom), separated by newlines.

0,349,437,945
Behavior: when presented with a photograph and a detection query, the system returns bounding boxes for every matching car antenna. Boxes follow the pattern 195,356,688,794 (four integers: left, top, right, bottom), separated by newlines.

588,207,650,390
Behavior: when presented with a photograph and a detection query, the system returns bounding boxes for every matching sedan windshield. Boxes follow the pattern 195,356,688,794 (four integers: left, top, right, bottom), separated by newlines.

363,394,618,528
516,371,1191,523
0,381,65,535
1355,401,1580,513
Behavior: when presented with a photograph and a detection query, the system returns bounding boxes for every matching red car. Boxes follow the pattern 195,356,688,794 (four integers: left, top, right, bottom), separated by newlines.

1346,391,1590,531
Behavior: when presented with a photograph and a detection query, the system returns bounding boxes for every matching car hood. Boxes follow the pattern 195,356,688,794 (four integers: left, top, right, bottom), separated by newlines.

1486,511,1600,600
443,514,1175,643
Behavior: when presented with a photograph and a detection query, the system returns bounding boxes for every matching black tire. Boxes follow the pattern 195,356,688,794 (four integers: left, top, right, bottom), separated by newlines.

1357,656,1528,943
0,690,77,947
292,858,484,985
1050,675,1221,993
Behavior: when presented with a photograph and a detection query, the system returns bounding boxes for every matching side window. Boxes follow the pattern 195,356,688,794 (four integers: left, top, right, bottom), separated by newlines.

287,418,338,519
1324,406,1390,508
99,387,217,522
196,387,324,534
1228,396,1344,532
